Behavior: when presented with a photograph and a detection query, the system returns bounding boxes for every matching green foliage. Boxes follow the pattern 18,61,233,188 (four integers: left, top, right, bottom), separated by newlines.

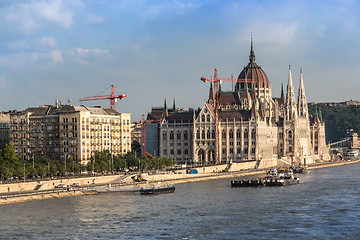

308,104,360,142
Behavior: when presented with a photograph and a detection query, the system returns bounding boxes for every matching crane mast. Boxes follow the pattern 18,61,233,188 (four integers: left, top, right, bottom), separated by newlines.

201,68,254,164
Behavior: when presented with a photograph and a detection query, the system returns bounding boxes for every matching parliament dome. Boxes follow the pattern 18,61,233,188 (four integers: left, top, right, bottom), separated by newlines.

235,39,270,91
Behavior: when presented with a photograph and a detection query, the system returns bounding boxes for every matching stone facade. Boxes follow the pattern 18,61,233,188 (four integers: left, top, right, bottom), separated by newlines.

10,105,131,165
0,112,10,149
158,41,329,165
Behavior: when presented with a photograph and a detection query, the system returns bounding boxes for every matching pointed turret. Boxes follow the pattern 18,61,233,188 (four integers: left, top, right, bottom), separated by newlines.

297,69,308,118
164,98,167,110
208,82,214,102
285,65,297,120
173,99,176,112
280,83,285,106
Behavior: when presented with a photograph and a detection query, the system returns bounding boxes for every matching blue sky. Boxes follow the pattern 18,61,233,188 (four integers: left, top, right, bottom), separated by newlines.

0,0,359,121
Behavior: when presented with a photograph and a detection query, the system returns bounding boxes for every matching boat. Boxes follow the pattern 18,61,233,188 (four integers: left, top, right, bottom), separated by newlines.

140,184,175,195
231,168,300,187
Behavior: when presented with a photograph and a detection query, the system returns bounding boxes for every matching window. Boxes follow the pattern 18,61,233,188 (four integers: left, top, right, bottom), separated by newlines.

177,149,181,155
207,114,210,122
244,129,248,139
229,130,234,139
177,132,181,140
170,131,174,140
251,129,256,139
212,130,215,138
163,132,167,141
222,130,226,140
201,115,205,122
196,131,200,139
202,130,205,139
288,130,293,139
207,130,210,139
184,131,188,140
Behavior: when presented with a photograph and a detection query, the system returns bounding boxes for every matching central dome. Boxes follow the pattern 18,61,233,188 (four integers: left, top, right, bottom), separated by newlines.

235,40,270,91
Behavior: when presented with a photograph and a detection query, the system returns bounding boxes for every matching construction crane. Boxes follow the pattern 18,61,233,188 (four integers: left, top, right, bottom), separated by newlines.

141,114,161,157
79,85,127,110
200,68,255,163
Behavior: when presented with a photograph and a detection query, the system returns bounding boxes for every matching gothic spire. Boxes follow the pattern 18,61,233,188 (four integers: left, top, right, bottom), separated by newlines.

164,98,167,110
208,82,214,102
280,83,285,105
249,36,255,63
285,65,297,120
173,99,176,111
297,69,308,118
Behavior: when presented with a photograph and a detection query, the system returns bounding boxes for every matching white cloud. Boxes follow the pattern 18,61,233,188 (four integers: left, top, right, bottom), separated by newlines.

85,14,106,24
40,36,57,48
50,50,63,64
4,0,83,32
7,40,29,49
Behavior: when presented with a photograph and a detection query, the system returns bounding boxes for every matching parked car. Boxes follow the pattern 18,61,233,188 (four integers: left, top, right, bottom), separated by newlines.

55,184,66,188
71,183,80,187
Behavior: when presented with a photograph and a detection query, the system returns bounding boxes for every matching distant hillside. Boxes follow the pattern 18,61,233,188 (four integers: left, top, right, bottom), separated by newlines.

308,104,360,143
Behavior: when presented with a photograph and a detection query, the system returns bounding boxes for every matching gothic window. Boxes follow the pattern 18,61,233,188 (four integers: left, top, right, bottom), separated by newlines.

162,132,167,141
196,130,200,139
184,131,188,140
207,114,210,122
229,130,234,139
201,115,205,122
251,129,256,140
177,132,181,140
207,130,210,139
170,131,174,140
212,130,215,138
236,129,241,139
244,129,248,139
229,148,234,154
202,130,205,139
222,130,226,140
288,130,293,139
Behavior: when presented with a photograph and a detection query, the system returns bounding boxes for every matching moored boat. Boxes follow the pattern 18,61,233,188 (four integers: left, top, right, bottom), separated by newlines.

231,168,300,187
140,184,175,195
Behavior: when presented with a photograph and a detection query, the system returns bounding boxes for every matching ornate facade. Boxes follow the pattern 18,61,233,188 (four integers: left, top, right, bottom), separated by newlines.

159,40,329,166
10,105,131,165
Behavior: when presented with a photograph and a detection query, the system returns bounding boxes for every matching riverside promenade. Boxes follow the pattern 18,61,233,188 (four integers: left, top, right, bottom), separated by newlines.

1,159,359,205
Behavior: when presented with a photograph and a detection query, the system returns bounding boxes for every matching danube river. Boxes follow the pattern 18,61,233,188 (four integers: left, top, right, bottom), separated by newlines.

1,163,360,239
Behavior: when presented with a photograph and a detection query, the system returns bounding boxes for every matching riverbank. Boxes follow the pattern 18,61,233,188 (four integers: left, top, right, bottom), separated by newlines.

1,159,359,205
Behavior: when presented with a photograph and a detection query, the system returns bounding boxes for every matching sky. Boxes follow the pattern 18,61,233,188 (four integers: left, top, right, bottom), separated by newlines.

0,0,359,121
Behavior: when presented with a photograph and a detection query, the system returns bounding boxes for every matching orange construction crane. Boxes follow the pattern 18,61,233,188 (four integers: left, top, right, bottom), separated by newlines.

141,114,161,157
200,68,254,163
79,85,127,110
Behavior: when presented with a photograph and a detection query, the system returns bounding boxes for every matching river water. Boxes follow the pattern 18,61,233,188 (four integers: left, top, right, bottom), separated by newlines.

1,163,360,240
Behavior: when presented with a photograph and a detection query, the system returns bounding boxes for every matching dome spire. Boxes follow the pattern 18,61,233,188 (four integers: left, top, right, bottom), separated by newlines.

249,34,255,63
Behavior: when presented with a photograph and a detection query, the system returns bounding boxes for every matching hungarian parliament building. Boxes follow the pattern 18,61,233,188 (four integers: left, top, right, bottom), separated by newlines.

146,40,330,167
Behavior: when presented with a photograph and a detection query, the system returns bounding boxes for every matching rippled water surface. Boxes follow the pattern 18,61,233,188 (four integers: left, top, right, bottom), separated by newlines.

1,163,360,239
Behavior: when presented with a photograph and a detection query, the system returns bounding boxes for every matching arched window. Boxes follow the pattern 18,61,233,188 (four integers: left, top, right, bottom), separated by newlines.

202,130,205,139
177,132,181,140
170,131,174,140
201,115,205,122
184,131,188,140
244,129,248,139
222,130,226,140
206,114,210,122
251,129,256,139
236,129,241,139
207,130,210,139
288,130,293,139
212,130,215,138
229,130,234,139
162,132,167,141
196,130,200,139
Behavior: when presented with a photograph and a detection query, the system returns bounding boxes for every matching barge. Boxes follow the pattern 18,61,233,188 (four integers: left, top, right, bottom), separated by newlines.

231,168,299,187
140,184,175,195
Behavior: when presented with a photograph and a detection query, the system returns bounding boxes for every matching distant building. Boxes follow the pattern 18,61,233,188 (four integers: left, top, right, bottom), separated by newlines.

156,40,329,166
10,105,131,165
0,112,10,149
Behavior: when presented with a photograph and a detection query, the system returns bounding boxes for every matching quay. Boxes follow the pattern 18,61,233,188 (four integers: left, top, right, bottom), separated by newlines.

0,159,359,205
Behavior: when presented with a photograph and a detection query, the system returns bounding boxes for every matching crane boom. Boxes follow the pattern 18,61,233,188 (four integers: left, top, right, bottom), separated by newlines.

79,85,127,110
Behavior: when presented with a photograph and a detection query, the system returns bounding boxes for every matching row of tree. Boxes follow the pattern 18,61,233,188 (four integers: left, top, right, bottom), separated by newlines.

308,104,360,142
0,143,174,180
